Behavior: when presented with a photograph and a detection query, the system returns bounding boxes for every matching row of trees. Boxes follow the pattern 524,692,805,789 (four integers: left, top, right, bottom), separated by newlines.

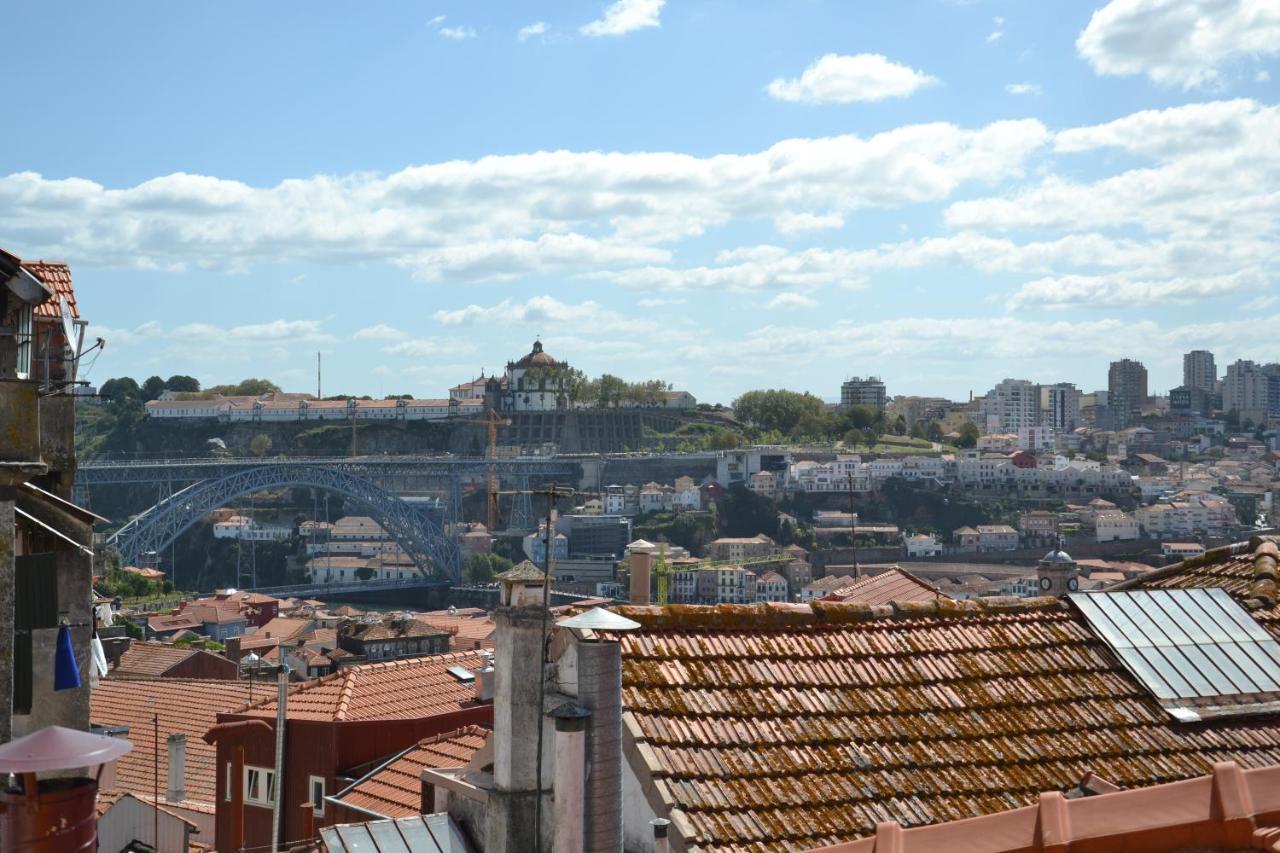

522,365,672,407
729,388,982,448
97,375,281,405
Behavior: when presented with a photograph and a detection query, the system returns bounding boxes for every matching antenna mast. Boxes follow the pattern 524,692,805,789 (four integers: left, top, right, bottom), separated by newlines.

317,352,322,399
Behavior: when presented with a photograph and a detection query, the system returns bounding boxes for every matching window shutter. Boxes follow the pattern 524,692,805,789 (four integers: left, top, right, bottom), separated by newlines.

16,554,59,630
13,631,32,714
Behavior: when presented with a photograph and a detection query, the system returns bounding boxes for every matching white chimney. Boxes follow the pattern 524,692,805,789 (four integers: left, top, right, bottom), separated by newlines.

475,662,495,702
550,702,591,853
167,733,186,802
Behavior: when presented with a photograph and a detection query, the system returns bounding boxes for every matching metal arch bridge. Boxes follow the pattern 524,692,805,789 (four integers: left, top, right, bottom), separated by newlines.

77,455,581,530
104,464,467,581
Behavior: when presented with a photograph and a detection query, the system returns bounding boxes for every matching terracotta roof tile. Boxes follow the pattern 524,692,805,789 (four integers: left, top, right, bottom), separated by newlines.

91,679,255,809
826,568,942,606
613,598,1280,851
240,650,490,722
21,260,77,319
112,641,201,677
1115,536,1280,616
335,725,490,818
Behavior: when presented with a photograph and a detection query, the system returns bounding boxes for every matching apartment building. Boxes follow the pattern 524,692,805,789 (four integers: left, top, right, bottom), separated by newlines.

1095,511,1140,542
1108,358,1148,428
982,379,1039,433
840,376,887,411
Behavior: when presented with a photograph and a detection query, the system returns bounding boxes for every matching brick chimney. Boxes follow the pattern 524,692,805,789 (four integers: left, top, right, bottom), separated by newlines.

628,543,653,605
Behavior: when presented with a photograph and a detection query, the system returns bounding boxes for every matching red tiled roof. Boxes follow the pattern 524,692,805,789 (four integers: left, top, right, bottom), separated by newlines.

239,650,490,722
112,641,201,677
615,598,1280,852
91,679,255,809
1115,537,1280,619
256,616,312,640
335,725,490,818
21,260,77,319
148,613,204,633
825,568,942,605
415,609,495,651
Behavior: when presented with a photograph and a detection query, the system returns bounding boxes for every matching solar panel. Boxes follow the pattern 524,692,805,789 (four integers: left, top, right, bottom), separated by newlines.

446,665,475,683
1069,588,1280,720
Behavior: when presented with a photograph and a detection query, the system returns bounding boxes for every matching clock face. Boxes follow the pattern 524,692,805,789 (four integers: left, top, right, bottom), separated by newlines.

1067,577,1079,591
1039,576,1052,591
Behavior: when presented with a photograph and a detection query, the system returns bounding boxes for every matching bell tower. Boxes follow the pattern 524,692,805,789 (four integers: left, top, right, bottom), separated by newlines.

1037,539,1079,597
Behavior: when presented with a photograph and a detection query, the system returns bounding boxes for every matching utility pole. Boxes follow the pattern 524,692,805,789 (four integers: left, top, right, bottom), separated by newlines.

847,472,859,579
316,351,322,400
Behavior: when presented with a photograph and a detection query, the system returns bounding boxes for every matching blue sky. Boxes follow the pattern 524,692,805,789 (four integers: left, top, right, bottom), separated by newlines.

3,0,1277,403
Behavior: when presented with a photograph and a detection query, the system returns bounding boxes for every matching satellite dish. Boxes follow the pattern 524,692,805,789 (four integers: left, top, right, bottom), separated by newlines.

59,297,79,360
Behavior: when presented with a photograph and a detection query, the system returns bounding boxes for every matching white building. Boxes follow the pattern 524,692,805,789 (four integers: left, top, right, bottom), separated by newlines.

1095,511,1139,542
754,570,789,603
1017,426,1055,453
212,516,293,542
1224,360,1272,424
904,533,942,557
1043,383,1083,433
983,379,1039,434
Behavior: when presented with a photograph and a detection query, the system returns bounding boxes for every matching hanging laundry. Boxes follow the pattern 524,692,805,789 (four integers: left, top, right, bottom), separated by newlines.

54,623,82,691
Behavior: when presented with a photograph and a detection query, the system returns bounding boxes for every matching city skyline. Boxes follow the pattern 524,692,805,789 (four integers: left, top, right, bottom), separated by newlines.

3,0,1278,402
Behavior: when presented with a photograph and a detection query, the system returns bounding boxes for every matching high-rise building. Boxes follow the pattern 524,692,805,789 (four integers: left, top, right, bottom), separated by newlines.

840,376,886,411
982,379,1039,433
1223,360,1272,424
1108,359,1148,429
1183,350,1217,394
1043,383,1082,433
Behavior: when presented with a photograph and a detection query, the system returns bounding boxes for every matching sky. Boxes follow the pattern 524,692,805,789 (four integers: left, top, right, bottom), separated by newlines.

2,0,1277,404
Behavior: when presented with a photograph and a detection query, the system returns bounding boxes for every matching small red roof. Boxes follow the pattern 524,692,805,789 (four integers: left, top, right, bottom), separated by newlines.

335,725,490,818
20,260,77,319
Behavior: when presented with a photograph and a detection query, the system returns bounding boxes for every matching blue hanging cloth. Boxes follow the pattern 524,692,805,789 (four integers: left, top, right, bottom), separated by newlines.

54,623,82,691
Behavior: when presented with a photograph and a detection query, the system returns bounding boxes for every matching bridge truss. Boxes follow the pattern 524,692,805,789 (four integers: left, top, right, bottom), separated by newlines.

105,464,464,582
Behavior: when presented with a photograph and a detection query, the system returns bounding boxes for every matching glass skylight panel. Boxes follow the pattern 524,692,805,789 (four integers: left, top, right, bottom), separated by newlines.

446,665,476,682
1070,588,1280,720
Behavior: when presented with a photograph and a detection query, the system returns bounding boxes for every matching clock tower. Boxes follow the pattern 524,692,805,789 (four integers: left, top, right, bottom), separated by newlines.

1037,541,1079,597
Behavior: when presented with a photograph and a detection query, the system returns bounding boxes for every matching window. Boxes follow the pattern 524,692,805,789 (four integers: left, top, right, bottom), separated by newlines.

14,302,33,379
309,776,325,817
244,765,276,806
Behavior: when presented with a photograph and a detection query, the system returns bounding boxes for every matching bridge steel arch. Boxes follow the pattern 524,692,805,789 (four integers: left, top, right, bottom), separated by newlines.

105,464,461,583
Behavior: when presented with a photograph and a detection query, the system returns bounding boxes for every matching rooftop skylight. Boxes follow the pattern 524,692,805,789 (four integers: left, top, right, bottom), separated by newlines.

1070,588,1280,722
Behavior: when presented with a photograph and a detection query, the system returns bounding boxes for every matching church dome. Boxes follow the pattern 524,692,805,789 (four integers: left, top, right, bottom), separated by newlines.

515,340,558,368
1041,548,1074,564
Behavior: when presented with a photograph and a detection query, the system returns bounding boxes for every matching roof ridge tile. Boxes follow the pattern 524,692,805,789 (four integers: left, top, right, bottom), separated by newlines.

613,597,1064,630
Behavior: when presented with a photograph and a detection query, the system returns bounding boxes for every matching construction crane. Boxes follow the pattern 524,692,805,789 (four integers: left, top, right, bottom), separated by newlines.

653,546,795,605
456,407,513,531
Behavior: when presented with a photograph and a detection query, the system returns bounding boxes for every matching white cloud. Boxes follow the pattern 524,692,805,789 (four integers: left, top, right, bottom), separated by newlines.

1258,70,1272,82
987,17,1005,43
767,293,817,310
1005,82,1042,95
1008,269,1264,310
1077,0,1280,88
767,53,939,104
636,296,686,308
429,15,476,40
580,0,664,37
382,339,463,357
1244,294,1278,311
774,211,845,233
518,21,548,41
91,321,162,347
352,324,406,341
0,116,1048,282
434,295,664,337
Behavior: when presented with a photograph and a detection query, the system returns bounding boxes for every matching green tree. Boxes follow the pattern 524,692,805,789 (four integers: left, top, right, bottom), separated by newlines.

595,374,629,407
208,378,282,398
707,428,743,450
732,389,826,435
249,434,273,457
956,422,980,449
843,429,862,450
166,375,200,392
842,404,879,431
466,553,513,585
892,414,907,436
926,421,945,443
141,375,167,402
99,377,139,403
717,484,779,539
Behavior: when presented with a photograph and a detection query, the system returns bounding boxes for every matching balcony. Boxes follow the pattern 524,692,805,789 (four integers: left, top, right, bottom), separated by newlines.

0,379,47,485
